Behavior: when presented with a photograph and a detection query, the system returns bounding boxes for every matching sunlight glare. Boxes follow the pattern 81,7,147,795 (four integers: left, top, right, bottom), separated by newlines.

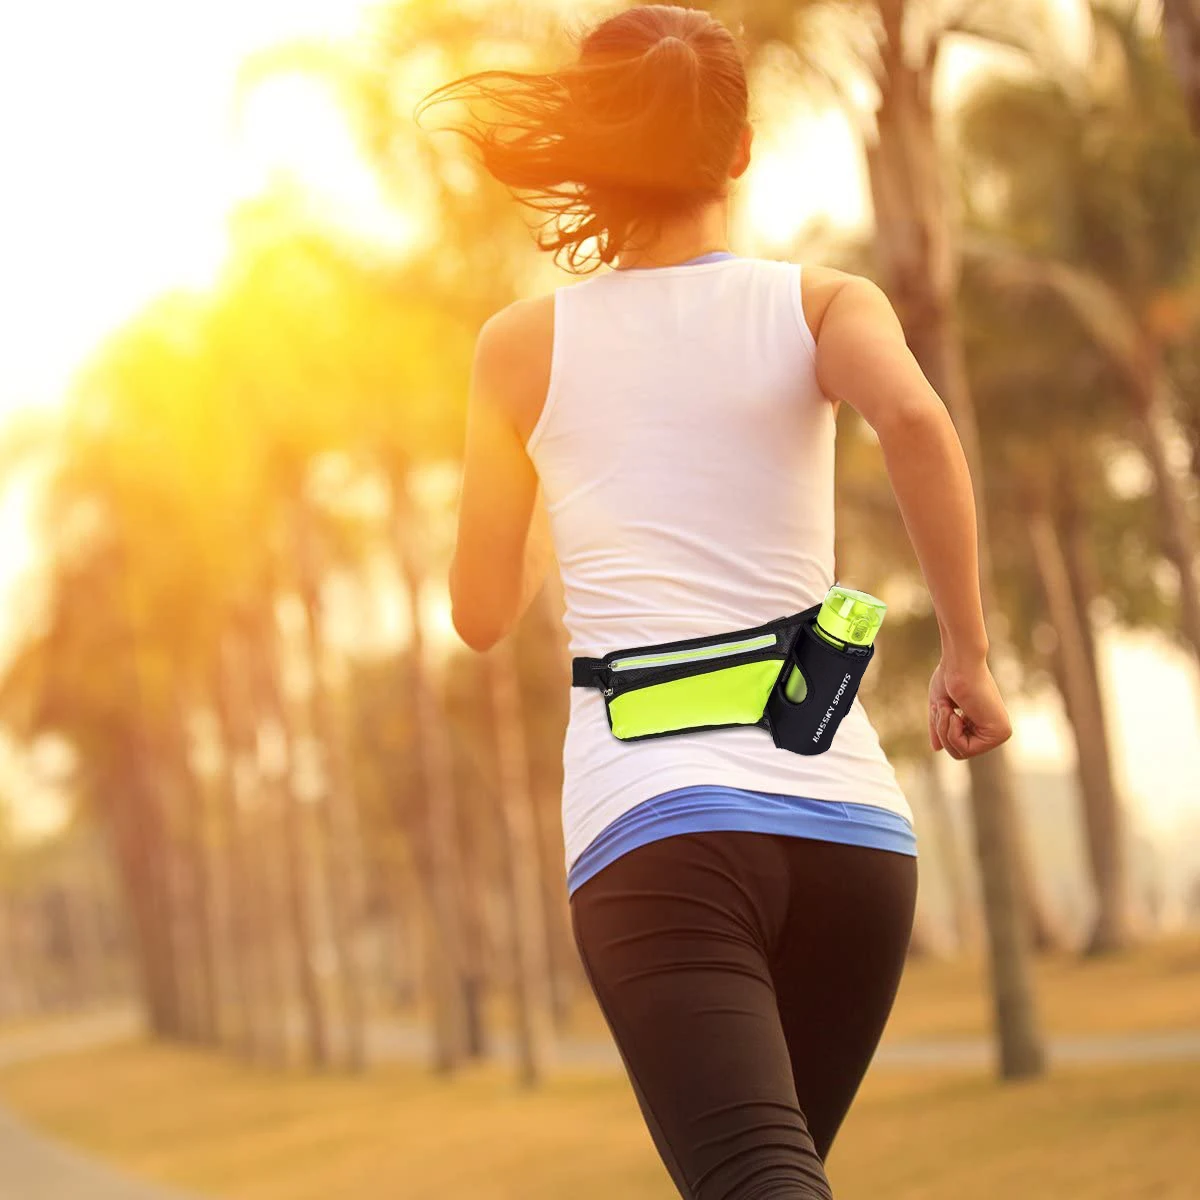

743,109,869,248
0,0,380,419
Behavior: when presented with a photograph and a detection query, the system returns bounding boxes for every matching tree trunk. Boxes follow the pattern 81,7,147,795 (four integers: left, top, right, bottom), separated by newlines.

452,795,491,1061
1136,376,1200,676
869,0,1046,1078
534,784,575,1030
385,865,422,1009
212,768,259,1060
79,835,123,1003
98,763,171,1036
921,755,980,954
60,878,108,1008
530,580,576,1029
964,751,1046,1075
252,791,293,1068
108,541,186,1040
1163,0,1200,136
166,701,221,1044
1026,495,1132,954
295,579,369,1074
8,897,49,1012
391,471,471,1074
126,764,184,1039
1059,475,1145,929
0,893,35,1016
210,649,268,1063
278,774,331,1069
0,893,34,1016
242,618,333,1071
487,637,552,1088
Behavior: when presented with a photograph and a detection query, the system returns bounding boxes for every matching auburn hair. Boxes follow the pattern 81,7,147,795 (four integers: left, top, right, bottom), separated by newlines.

417,5,749,273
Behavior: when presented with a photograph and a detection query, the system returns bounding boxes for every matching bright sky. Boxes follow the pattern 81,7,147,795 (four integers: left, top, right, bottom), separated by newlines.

0,0,1196,847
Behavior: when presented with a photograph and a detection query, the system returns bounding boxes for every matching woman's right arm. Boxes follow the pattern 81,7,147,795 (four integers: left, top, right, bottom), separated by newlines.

802,266,1012,760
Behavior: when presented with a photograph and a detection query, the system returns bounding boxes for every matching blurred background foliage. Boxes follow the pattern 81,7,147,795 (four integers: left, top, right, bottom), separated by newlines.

0,0,1198,1196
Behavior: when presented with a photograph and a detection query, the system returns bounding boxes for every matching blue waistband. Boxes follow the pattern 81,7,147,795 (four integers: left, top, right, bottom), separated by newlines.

567,785,917,896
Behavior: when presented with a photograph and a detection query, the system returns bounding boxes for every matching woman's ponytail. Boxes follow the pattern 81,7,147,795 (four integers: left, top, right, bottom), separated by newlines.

418,5,749,272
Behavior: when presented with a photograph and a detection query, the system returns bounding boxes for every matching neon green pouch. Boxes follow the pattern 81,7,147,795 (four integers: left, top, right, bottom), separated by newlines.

571,607,819,742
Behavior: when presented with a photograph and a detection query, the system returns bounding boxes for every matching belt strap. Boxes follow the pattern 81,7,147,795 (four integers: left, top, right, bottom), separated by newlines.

571,657,609,688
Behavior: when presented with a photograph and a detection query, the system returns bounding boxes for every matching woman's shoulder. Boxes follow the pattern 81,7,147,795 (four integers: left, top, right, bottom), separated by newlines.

473,294,556,436
794,266,892,345
479,292,555,350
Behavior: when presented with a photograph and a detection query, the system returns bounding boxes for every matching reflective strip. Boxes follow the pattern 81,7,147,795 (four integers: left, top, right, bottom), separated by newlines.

610,632,777,673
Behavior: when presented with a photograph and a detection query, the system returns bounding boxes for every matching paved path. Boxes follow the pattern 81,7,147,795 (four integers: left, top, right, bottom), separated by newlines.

3,1008,1200,1199
0,1103,201,1200
0,1008,143,1071
366,1020,1200,1071
9,1009,1200,1075
0,1009,201,1200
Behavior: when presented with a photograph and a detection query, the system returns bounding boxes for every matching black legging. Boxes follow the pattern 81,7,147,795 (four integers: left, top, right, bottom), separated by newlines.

570,829,917,1200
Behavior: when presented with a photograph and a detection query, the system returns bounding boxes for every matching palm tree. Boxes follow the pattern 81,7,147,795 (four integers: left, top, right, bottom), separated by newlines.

962,7,1200,680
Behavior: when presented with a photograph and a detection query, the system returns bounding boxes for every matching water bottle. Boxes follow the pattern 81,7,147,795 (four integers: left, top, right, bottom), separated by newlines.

784,585,887,703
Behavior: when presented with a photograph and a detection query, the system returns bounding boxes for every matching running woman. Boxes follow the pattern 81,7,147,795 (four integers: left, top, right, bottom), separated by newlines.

428,6,1012,1198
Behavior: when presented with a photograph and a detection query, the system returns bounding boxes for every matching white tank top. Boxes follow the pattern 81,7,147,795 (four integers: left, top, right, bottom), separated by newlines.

526,255,912,871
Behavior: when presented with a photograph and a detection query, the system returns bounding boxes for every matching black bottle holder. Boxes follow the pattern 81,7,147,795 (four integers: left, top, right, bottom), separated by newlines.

765,616,875,756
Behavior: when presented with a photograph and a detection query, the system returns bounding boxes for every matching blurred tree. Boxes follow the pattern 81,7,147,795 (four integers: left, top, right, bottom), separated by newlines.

517,576,577,1029
291,499,371,1073
1163,0,1200,133
246,6,579,1083
488,633,554,1087
959,4,1200,947
391,469,473,1073
962,4,1200,676
959,271,1142,955
210,628,285,1064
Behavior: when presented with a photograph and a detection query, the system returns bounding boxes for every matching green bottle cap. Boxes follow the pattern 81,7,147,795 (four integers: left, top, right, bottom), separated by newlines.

817,585,887,647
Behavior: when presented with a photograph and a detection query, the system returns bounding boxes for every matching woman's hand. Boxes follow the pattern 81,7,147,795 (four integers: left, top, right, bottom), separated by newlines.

928,657,1013,760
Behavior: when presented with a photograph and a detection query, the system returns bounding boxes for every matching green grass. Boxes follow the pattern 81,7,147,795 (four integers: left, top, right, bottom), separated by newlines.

1,1041,1198,1199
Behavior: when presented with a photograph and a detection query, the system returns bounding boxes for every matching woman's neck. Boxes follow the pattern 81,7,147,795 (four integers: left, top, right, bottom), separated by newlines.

615,201,732,269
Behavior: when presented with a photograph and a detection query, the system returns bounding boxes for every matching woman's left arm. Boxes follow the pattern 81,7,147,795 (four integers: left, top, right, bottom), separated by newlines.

449,296,556,652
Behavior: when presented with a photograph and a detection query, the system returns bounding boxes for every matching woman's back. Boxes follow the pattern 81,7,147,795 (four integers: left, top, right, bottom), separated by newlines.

527,254,911,870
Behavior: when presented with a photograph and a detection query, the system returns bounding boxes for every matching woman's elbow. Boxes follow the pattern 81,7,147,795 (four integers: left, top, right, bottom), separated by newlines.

448,571,498,651
449,570,506,652
452,603,502,654
449,553,521,652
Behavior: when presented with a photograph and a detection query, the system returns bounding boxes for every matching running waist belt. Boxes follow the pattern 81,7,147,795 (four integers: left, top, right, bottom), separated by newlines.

571,604,875,756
